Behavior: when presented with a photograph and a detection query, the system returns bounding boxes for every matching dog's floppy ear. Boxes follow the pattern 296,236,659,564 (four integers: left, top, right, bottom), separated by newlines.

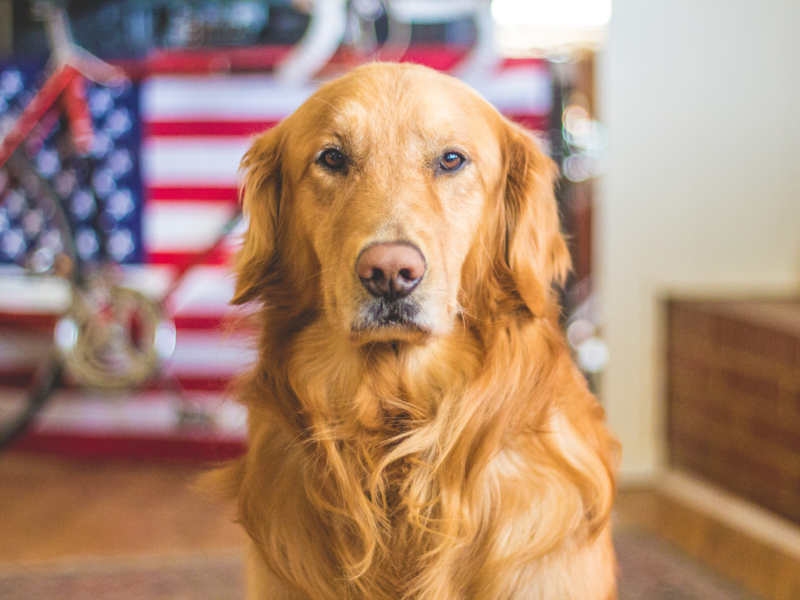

232,126,284,305
502,121,571,317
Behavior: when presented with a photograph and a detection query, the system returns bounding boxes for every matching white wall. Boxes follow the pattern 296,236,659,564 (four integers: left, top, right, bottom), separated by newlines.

597,0,800,480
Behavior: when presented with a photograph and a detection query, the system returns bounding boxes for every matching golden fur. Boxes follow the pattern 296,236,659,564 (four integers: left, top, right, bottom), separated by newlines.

208,63,620,599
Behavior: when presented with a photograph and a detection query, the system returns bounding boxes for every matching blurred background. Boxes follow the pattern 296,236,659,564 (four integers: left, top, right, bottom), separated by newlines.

0,1,799,599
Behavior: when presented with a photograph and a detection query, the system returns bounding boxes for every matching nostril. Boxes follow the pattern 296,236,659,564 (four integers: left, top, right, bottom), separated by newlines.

357,242,426,299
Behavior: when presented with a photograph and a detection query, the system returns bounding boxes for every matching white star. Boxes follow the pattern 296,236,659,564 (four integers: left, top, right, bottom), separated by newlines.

104,108,131,139
105,189,134,220
76,228,99,259
92,168,117,199
71,189,96,221
0,69,23,97
36,149,61,178
1,228,26,258
108,228,134,260
89,88,114,118
107,149,132,177
91,131,114,158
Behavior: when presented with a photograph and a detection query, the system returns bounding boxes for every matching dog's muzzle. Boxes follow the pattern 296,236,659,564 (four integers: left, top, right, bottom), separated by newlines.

352,241,429,334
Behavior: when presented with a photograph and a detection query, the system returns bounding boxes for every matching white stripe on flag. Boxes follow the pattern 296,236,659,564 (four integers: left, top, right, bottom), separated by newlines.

144,202,237,253
0,273,70,314
14,390,248,438
472,66,552,115
142,137,250,186
169,330,256,375
170,265,237,315
0,329,251,376
141,69,551,123
141,75,318,121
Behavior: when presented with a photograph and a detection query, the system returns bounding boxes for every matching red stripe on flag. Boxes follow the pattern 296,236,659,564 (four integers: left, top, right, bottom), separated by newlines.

147,186,239,202
0,369,39,387
506,114,549,132
398,46,470,71
144,115,545,142
8,432,246,461
144,121,278,137
146,249,233,268
0,313,59,330
500,57,547,69
115,45,544,77
113,45,295,77
176,376,232,392
326,45,471,74
172,314,227,330
0,372,232,391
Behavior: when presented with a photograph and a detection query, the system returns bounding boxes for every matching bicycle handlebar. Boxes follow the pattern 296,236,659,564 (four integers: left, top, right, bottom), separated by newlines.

0,2,127,168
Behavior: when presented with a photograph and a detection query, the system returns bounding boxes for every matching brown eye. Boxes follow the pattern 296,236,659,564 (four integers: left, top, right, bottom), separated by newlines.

320,149,346,170
440,152,465,172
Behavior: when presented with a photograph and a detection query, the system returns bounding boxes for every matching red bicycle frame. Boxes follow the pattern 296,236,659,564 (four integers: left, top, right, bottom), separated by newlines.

0,66,84,169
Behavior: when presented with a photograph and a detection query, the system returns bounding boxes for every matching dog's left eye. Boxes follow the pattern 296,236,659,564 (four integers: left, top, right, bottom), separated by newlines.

319,149,346,171
439,152,465,172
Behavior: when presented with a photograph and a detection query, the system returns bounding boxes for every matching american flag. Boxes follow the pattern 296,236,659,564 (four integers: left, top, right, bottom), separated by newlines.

0,51,552,459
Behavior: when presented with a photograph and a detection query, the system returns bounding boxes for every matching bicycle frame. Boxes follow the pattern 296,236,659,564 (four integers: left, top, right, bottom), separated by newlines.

0,65,84,169
0,3,203,447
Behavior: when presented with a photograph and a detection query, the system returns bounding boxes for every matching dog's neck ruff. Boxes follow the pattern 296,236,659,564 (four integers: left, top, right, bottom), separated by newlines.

234,309,615,598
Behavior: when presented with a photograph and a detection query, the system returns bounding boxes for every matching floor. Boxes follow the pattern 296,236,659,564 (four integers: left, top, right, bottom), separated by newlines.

1,453,799,600
615,488,800,600
0,453,244,563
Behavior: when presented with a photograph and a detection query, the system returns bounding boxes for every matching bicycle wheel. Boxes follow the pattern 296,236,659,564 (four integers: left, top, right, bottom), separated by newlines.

0,356,62,450
0,151,76,449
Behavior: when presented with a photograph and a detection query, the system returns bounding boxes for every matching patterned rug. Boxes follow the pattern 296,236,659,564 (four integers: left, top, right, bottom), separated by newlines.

615,529,762,600
0,530,762,600
0,551,244,600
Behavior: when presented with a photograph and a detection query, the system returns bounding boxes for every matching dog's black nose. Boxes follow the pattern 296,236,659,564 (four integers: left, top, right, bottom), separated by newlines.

357,242,426,299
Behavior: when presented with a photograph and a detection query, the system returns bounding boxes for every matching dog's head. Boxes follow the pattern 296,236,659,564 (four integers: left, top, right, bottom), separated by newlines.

234,63,569,345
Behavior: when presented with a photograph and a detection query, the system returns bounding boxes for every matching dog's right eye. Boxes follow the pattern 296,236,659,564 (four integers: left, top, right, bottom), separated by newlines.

319,149,346,171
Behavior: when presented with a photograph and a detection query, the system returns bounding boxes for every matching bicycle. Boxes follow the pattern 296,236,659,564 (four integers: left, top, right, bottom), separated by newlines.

0,2,243,450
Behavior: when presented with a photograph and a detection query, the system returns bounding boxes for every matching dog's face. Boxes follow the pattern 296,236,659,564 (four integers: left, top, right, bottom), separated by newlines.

235,64,570,345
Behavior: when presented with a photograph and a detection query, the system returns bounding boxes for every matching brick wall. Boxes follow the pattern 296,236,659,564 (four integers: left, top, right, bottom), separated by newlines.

667,299,800,524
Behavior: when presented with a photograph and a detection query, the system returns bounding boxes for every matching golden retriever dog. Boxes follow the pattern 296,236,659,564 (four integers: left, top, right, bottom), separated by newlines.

209,62,620,600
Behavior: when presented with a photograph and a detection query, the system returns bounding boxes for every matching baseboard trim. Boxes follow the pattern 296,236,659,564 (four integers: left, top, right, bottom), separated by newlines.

658,469,800,561
618,465,658,488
